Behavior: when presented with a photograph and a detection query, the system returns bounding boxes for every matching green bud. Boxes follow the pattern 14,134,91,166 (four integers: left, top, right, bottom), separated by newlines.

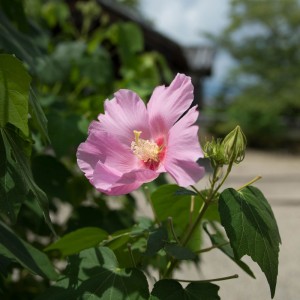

221,125,247,164
203,137,226,166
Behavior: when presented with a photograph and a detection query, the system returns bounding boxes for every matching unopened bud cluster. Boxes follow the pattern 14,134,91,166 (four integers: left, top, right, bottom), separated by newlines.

204,126,247,166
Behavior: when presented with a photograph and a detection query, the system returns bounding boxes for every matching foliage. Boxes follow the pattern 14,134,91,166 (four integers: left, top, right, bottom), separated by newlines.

206,0,300,147
0,0,281,299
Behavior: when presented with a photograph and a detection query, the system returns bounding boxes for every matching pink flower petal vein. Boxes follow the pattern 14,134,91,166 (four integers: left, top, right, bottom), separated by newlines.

76,73,205,195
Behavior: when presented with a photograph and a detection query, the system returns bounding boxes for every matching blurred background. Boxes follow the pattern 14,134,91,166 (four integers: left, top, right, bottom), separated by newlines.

1,0,299,299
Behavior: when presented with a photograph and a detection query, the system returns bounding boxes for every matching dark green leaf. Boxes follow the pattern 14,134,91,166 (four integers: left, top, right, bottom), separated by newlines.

0,11,43,73
219,186,281,298
203,223,255,278
0,0,29,32
145,227,168,256
150,279,220,300
47,112,85,158
2,127,55,235
39,247,149,300
185,282,221,300
45,227,108,257
78,247,149,299
0,220,58,280
0,54,31,136
165,243,196,261
35,41,86,84
0,254,12,276
32,154,71,200
0,129,27,223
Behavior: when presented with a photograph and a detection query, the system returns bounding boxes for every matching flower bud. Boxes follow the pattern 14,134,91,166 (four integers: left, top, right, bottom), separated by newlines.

221,125,247,164
203,137,226,166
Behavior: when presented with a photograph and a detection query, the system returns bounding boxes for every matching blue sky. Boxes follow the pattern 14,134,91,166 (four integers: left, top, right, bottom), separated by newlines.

138,0,233,101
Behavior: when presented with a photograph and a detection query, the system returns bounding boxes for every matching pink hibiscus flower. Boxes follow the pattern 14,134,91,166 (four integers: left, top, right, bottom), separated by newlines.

77,74,205,195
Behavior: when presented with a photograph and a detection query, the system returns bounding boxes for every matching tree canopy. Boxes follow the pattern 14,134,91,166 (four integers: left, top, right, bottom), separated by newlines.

208,0,300,147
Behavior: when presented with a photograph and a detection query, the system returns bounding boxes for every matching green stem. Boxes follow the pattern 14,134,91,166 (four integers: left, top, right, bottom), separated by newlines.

175,274,238,283
210,161,233,200
163,201,210,278
181,201,209,247
168,217,180,244
144,186,161,225
195,242,229,254
163,162,234,279
190,185,204,199
237,175,262,191
189,196,195,227
127,243,136,268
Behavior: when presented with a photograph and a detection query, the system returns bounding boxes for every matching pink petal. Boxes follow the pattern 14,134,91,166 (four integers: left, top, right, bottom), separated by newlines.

76,131,104,181
98,89,151,147
93,162,159,195
164,106,205,186
166,106,203,161
77,129,138,183
165,159,205,187
147,74,194,138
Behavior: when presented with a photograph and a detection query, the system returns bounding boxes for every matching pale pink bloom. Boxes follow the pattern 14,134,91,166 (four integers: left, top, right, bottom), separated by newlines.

77,74,205,195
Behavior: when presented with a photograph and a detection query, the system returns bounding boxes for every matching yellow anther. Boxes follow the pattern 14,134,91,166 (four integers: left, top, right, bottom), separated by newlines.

131,130,160,162
133,130,142,144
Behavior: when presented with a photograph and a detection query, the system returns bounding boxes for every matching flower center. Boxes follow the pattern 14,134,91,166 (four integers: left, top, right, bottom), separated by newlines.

131,130,161,163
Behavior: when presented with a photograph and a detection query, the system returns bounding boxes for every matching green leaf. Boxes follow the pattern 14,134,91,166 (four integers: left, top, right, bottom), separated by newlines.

47,112,85,158
203,223,255,278
35,41,86,84
45,227,108,257
29,88,50,143
32,154,72,200
150,279,220,300
0,129,27,223
218,186,281,298
165,243,196,261
78,47,113,86
39,247,149,300
105,230,131,251
0,54,31,136
1,127,55,235
0,253,12,277
79,247,149,299
145,227,168,256
151,184,203,251
0,11,43,73
117,22,144,67
0,0,29,32
0,220,58,280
